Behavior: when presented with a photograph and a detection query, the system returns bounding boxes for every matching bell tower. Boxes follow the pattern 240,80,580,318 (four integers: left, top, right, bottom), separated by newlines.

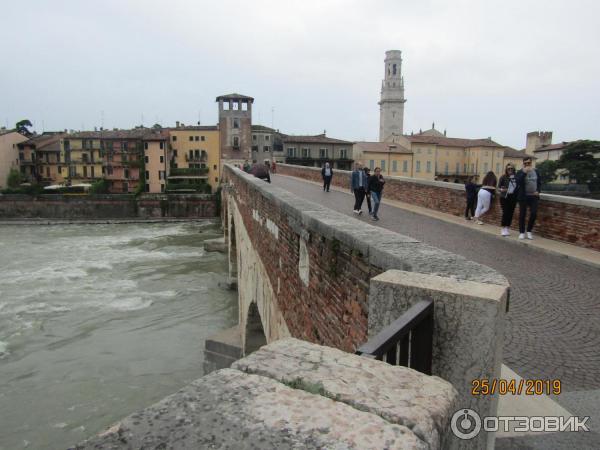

379,50,406,141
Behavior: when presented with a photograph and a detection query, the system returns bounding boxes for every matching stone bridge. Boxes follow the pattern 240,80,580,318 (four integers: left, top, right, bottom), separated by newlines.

218,164,509,449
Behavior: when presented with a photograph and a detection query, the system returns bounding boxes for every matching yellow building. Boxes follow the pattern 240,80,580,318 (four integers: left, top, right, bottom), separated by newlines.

168,125,220,193
0,129,29,189
60,134,103,185
354,141,413,176
143,130,169,193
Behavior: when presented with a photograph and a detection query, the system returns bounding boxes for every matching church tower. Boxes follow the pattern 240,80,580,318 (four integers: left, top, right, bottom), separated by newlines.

379,50,406,141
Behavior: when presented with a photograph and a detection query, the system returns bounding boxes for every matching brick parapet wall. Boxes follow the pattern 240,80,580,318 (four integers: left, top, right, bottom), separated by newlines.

277,163,600,251
223,165,507,352
0,194,216,219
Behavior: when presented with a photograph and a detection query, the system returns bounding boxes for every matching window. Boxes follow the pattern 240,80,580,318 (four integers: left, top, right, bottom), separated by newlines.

233,102,239,110
58,166,62,174
393,160,398,172
145,156,149,163
253,135,257,141
19,152,24,161
91,167,95,178
233,118,240,129
233,137,239,148
159,171,165,180
145,184,149,192
369,160,374,170
403,160,408,172
82,153,89,163
252,145,258,152
287,147,296,157
340,149,347,159
319,148,327,158
144,142,149,150
445,162,449,175
194,136,199,141
381,160,386,171
201,136,205,141
263,146,270,152
426,161,431,173
265,135,270,141
46,167,50,177
122,154,128,162
122,142,128,150
107,166,113,175
302,148,309,158
172,136,177,142
160,155,164,163
160,184,165,192
213,165,217,170
223,102,230,110
189,136,193,141
242,102,248,111
416,161,421,172
456,162,460,174
124,169,130,179
160,142,164,149
471,163,475,173
484,162,488,172
122,182,128,192
145,170,149,179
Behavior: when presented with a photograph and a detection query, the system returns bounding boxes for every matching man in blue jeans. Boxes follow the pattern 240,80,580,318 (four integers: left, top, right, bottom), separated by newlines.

367,167,385,221
516,156,541,240
350,163,367,214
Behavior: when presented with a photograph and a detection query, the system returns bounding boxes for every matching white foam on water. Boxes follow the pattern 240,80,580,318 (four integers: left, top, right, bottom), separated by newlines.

0,340,9,358
108,297,153,312
149,290,177,299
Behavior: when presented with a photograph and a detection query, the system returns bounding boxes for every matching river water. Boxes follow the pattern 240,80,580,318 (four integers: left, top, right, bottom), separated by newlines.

0,222,237,450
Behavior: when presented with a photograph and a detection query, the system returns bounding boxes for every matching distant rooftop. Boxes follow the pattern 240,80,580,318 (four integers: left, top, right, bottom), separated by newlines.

66,128,168,140
406,133,503,148
283,134,352,145
216,93,254,102
354,141,412,154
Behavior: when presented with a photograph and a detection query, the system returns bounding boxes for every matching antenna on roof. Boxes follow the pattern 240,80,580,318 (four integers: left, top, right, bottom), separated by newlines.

271,107,274,129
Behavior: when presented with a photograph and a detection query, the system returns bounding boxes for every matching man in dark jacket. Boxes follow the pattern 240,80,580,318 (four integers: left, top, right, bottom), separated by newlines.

350,163,367,214
321,162,333,192
515,157,541,240
367,167,385,221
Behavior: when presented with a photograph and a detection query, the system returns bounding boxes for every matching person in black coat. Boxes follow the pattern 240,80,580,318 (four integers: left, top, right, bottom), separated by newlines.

367,167,385,221
464,177,477,220
363,167,373,214
321,162,333,192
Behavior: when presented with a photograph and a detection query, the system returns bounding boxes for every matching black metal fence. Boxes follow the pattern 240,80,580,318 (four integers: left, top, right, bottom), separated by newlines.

356,299,434,375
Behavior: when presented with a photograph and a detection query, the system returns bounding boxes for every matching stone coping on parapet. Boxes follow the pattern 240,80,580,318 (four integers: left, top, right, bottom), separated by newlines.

277,163,600,208
74,339,457,450
225,164,508,287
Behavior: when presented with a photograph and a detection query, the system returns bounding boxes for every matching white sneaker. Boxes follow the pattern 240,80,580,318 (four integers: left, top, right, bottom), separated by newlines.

518,233,525,240
476,220,484,225
353,210,359,214
527,232,533,240
501,227,509,237
358,210,363,215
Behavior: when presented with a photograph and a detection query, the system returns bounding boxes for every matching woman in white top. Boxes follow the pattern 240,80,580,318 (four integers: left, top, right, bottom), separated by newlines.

474,171,497,225
321,162,333,192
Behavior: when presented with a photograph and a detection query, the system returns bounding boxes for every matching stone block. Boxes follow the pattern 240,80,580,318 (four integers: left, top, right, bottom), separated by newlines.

73,368,427,450
232,337,458,449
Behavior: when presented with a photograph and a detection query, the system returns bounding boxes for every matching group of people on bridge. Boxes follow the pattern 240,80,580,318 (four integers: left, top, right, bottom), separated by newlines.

465,156,542,239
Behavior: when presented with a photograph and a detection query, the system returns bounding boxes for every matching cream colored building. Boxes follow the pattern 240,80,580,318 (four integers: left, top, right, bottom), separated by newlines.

0,130,29,189
354,141,413,176
168,125,220,193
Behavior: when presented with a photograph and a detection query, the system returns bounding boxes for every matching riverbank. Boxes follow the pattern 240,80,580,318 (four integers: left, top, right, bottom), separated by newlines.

0,218,220,226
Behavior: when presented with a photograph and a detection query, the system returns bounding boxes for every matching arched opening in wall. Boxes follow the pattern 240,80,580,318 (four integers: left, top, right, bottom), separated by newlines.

245,302,266,355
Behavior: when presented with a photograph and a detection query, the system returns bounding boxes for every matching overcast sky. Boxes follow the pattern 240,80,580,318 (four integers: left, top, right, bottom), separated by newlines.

1,0,599,148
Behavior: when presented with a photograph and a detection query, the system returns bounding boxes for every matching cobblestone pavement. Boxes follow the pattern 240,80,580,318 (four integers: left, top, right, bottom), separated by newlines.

273,175,600,393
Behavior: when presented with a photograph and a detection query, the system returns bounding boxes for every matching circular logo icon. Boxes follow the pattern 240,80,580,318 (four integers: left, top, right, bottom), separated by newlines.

451,408,482,440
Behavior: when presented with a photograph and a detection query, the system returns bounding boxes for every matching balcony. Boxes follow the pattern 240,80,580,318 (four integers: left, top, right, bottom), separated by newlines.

169,167,209,177
185,155,208,163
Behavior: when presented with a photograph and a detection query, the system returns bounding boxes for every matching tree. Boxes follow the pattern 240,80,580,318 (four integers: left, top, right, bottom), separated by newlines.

152,123,162,129
536,160,559,183
15,119,33,136
6,169,21,188
557,140,600,184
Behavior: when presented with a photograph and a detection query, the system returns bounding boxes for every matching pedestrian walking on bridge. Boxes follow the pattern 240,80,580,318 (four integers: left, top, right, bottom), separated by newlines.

368,167,385,221
350,163,367,214
321,162,333,192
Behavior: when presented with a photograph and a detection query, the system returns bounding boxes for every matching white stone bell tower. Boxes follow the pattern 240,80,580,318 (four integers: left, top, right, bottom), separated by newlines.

379,50,406,141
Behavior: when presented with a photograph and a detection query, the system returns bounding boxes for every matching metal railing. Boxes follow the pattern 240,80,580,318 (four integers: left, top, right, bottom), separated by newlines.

356,299,433,375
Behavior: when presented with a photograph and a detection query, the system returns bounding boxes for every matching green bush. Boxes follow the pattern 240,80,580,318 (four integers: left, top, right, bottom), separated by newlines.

6,169,21,188
90,179,110,194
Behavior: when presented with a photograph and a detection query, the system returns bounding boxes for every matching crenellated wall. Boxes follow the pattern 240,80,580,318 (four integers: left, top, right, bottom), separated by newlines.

222,164,509,448
277,163,600,251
